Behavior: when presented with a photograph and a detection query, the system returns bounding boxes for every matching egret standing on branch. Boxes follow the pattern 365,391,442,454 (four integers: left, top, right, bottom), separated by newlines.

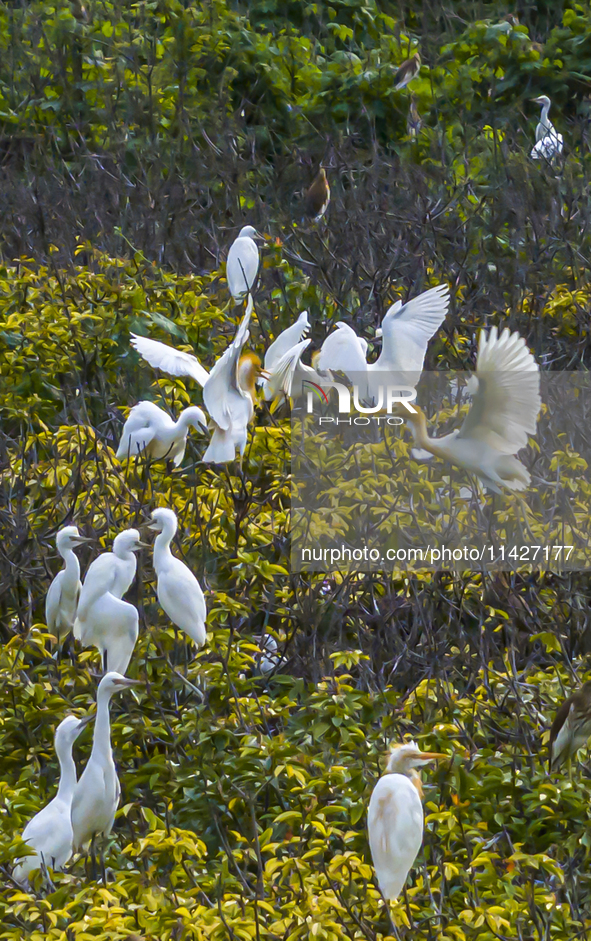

549,681,591,773
13,714,91,886
226,226,261,300
45,526,91,645
405,326,541,492
148,507,207,648
71,672,141,869
530,95,563,161
368,742,447,901
116,401,207,466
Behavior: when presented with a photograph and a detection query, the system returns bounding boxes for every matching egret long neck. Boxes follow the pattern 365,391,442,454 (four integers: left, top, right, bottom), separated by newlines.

55,736,78,801
154,524,175,571
61,548,80,587
91,688,114,764
539,101,552,135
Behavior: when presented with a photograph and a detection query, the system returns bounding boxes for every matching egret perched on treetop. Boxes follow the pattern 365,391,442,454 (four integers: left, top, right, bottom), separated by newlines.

12,714,91,886
45,526,92,644
74,529,145,674
226,226,261,300
530,95,563,161
304,169,330,222
405,326,541,493
549,681,591,773
131,296,262,463
71,672,140,859
116,401,207,466
147,507,207,647
367,742,447,900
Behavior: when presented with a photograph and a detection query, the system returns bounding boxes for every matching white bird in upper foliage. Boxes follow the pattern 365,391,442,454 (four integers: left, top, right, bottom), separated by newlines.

406,326,541,493
147,507,207,647
226,225,260,300
74,529,144,674
131,296,261,463
368,742,446,900
71,672,140,853
317,283,450,402
530,95,563,161
12,714,91,885
45,526,91,644
116,401,207,466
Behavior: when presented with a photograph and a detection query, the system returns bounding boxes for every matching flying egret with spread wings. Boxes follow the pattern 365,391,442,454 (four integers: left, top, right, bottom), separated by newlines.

317,283,450,402
131,296,261,463
74,529,144,674
405,326,541,492
147,507,207,647
368,742,446,900
116,401,207,466
12,714,91,886
71,673,140,864
45,526,92,644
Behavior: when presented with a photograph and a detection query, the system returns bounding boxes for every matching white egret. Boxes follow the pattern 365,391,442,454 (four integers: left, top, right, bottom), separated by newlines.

530,95,563,161
147,507,207,647
116,401,207,466
549,681,591,772
317,283,450,401
263,338,334,403
404,326,541,493
367,742,446,900
74,529,144,674
394,52,421,90
45,526,91,644
304,169,330,222
257,634,280,675
71,672,140,860
12,714,91,886
130,296,261,463
226,225,260,300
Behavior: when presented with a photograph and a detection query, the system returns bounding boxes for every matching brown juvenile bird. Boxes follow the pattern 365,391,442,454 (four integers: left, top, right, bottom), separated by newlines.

304,168,330,222
407,95,422,139
549,680,591,774
394,52,421,91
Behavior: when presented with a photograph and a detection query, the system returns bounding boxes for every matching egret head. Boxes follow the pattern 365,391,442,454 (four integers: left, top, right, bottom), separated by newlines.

181,406,208,432
238,225,259,240
54,713,93,749
112,528,147,556
238,352,263,398
148,507,178,537
385,741,447,775
56,525,92,551
532,95,551,108
98,671,142,697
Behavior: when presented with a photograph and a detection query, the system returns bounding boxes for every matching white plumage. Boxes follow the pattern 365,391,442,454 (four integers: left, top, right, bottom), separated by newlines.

74,529,144,674
226,225,260,300
45,526,90,644
148,507,207,647
368,742,445,900
263,310,310,377
12,714,90,885
71,672,140,852
530,95,563,161
317,284,450,402
116,401,207,466
407,326,541,492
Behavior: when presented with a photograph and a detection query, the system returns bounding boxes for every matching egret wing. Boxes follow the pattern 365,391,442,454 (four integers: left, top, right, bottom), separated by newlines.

157,563,207,645
264,311,310,371
374,283,450,372
131,335,209,386
316,323,368,378
116,404,159,458
457,327,541,454
367,774,424,900
264,338,311,399
203,296,253,431
45,573,63,632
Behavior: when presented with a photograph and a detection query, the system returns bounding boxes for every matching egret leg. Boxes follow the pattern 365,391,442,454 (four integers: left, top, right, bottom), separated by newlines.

568,755,573,783
100,841,107,885
90,834,97,882
103,648,108,674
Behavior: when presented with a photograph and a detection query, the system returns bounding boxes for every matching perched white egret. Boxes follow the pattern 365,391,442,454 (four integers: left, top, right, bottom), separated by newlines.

147,507,207,647
71,672,140,856
74,529,144,674
130,296,261,463
116,401,207,466
530,95,563,161
368,742,446,900
304,169,330,222
45,526,91,644
257,634,280,675
12,714,91,885
317,283,450,402
226,226,260,300
405,326,541,493
549,681,591,772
